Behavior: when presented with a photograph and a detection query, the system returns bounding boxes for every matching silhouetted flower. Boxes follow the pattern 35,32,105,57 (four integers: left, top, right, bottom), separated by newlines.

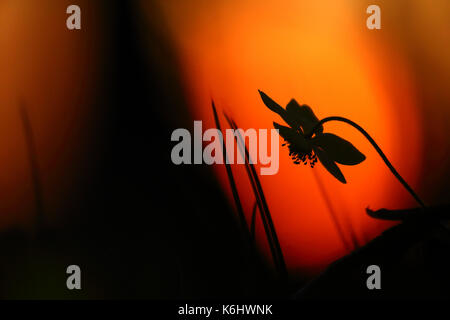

259,90,366,183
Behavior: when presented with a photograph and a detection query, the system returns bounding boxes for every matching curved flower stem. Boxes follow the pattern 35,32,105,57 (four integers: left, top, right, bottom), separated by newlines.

306,116,426,208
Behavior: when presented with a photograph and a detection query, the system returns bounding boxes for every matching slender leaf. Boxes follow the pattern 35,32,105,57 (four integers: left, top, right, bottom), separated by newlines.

225,113,288,283
259,90,294,129
258,90,285,115
211,101,249,235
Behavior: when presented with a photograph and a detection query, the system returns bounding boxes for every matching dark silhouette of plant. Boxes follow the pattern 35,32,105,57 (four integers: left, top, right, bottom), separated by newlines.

366,205,450,221
211,101,249,236
212,100,288,284
259,90,365,184
259,90,426,208
224,114,288,283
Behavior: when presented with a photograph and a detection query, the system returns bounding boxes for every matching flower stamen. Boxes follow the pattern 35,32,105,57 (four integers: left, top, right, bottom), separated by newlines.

283,138,317,166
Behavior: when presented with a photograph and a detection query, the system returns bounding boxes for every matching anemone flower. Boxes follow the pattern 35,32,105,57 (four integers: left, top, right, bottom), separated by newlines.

259,90,366,183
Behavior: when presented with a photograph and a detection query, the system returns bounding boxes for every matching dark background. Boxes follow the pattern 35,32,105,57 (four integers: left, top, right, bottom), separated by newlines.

0,1,278,299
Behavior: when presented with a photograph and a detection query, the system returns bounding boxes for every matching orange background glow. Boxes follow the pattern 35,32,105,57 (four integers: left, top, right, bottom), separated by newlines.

148,0,450,276
0,0,448,281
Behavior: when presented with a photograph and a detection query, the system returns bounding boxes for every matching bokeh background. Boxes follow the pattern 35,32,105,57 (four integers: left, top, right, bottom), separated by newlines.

0,0,448,298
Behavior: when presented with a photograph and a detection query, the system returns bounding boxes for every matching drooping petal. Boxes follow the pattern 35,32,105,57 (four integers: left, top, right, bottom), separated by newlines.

259,90,296,128
273,122,311,152
312,133,366,165
313,146,347,183
285,99,323,135
259,90,286,115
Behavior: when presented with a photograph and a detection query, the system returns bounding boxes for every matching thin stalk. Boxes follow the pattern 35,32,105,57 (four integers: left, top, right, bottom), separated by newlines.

344,215,360,249
230,122,281,274
307,116,426,208
225,115,288,282
224,116,278,270
19,103,46,232
312,169,352,251
211,101,249,235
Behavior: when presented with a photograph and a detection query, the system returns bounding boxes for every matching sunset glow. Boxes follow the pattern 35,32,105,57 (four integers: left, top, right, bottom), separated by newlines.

154,0,424,274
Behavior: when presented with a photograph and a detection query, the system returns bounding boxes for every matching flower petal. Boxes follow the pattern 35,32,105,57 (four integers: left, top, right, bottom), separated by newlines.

285,99,323,135
259,90,296,128
312,133,366,165
313,146,346,183
273,122,311,151
259,90,286,115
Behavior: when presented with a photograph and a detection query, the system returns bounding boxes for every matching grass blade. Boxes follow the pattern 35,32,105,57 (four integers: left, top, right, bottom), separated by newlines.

211,101,249,235
224,114,288,282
